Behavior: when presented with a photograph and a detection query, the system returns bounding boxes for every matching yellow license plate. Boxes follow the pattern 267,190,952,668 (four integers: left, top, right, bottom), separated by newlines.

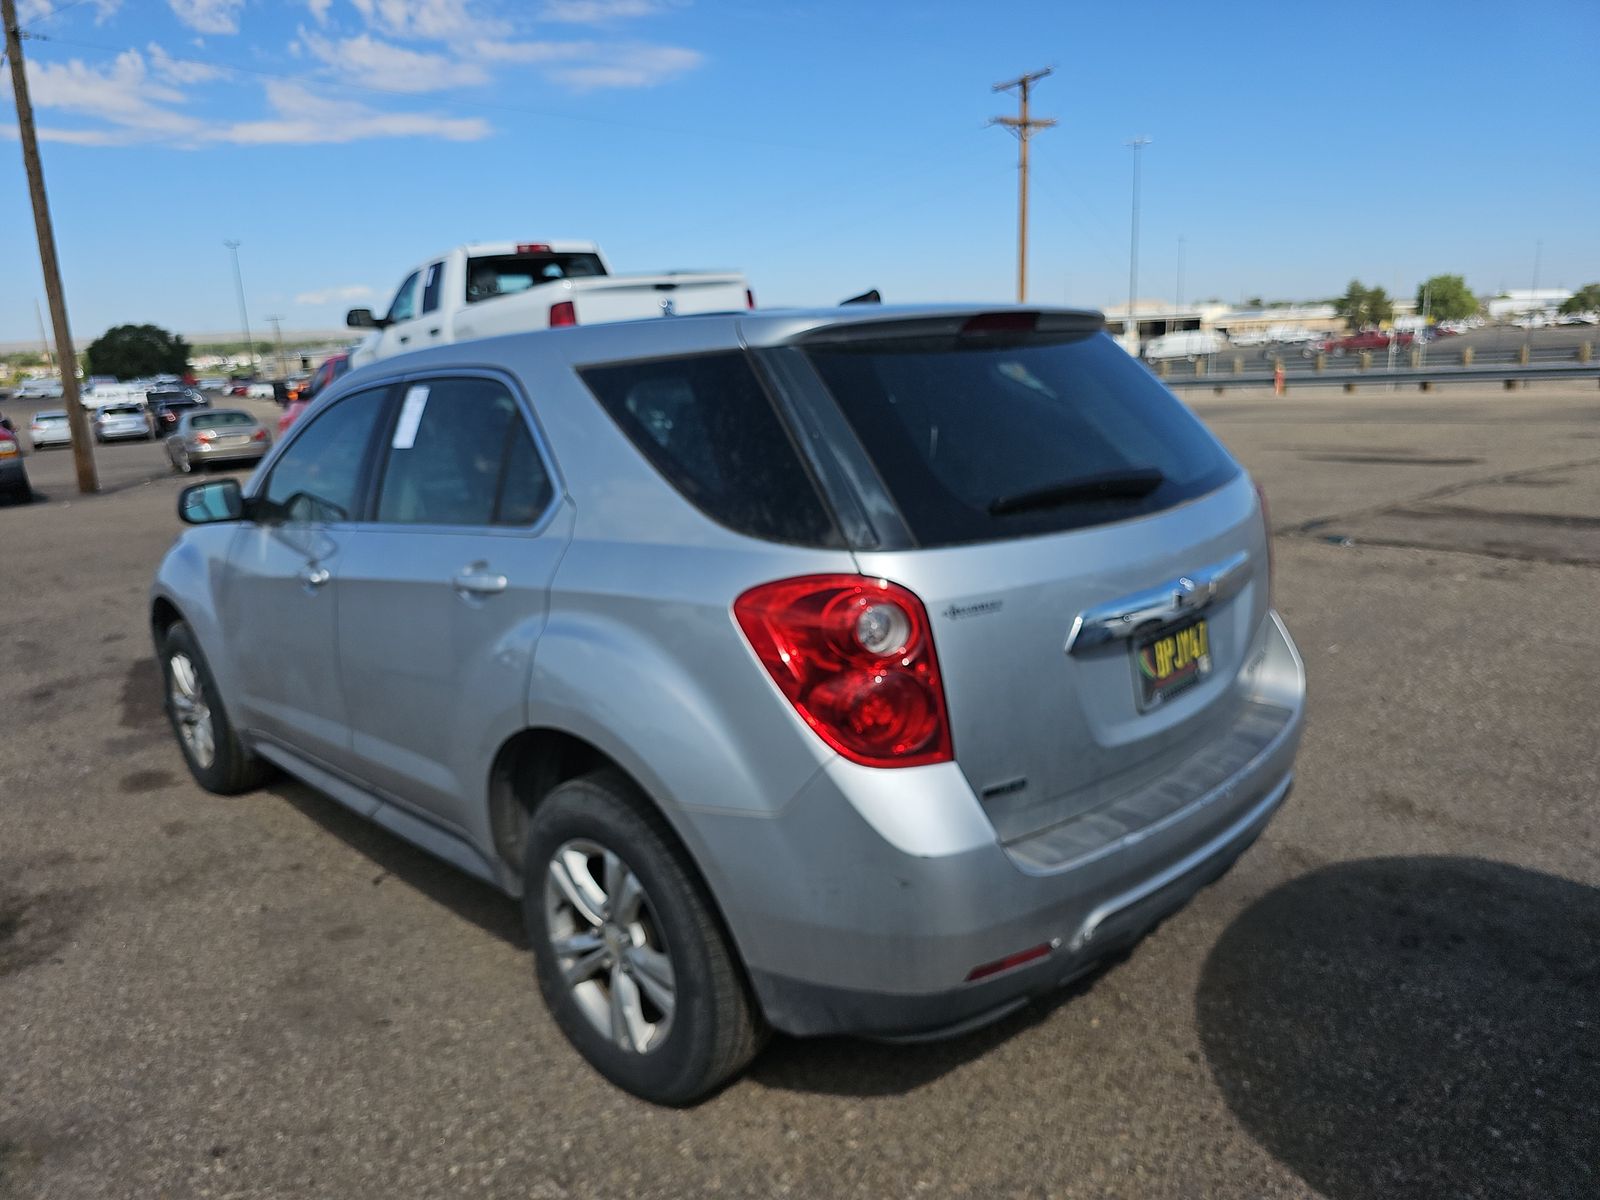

1135,617,1211,710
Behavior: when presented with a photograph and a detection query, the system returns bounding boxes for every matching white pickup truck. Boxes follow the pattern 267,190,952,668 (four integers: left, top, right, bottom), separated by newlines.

347,240,752,368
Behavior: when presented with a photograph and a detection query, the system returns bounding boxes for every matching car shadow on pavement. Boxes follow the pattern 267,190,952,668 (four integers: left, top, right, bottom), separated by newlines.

748,955,1124,1098
1195,856,1600,1200
267,778,528,950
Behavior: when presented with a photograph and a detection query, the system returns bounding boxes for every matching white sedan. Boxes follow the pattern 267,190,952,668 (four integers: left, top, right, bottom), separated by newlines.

245,382,276,400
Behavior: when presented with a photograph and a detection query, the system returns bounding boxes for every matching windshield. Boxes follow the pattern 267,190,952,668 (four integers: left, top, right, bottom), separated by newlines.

804,330,1239,546
465,253,606,303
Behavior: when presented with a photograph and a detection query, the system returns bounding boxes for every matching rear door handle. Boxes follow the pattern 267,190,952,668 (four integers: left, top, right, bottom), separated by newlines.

300,564,331,589
398,335,410,345
453,566,508,597
428,327,441,337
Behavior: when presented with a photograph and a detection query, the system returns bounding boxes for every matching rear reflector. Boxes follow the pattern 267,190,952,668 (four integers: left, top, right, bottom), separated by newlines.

960,311,1038,336
516,242,552,254
965,942,1053,982
549,300,577,327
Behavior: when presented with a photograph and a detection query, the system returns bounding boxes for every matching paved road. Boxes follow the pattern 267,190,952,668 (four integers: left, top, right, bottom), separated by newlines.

2,385,1597,1198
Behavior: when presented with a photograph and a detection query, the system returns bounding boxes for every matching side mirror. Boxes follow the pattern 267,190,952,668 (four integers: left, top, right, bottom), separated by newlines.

178,478,245,525
346,307,385,329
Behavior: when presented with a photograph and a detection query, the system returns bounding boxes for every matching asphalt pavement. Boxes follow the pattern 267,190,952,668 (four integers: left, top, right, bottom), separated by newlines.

1,384,1597,1199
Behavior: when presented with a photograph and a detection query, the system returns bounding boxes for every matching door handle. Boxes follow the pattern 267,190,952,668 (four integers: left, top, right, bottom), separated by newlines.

300,564,331,589
428,327,441,337
1065,550,1251,655
453,566,508,596
398,335,410,345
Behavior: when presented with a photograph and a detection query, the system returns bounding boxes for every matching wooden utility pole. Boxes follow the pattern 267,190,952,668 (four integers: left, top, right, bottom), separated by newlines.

4,0,96,493
991,67,1056,303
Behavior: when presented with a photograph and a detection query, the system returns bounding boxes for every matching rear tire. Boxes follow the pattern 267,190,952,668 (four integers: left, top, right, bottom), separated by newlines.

159,620,272,794
523,770,766,1105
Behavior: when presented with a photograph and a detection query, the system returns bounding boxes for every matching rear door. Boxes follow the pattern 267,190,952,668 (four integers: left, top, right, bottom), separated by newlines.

794,321,1269,843
334,372,572,835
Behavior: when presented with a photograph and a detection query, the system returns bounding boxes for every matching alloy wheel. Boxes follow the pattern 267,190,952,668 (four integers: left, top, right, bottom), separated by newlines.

545,839,676,1054
167,652,215,769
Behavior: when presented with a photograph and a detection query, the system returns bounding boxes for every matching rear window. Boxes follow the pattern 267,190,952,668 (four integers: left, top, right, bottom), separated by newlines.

804,330,1238,547
105,405,143,416
580,352,839,546
466,253,605,303
200,412,254,428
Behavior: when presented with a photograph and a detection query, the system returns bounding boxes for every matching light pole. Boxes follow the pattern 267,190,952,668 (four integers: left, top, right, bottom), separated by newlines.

1125,136,1151,347
224,239,255,376
265,315,288,379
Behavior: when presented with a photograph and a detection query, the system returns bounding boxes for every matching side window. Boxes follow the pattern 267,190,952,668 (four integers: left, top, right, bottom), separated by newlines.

420,261,444,315
495,422,555,525
580,353,837,545
376,377,541,527
387,271,420,324
261,387,388,523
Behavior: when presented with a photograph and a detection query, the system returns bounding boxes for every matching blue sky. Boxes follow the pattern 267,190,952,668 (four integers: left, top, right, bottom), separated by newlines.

2,0,1597,342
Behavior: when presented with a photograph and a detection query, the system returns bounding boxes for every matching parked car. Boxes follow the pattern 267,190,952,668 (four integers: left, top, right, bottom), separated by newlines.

18,378,65,400
165,408,271,474
1142,329,1225,361
94,403,154,442
151,306,1306,1104
277,352,352,435
1309,330,1413,356
0,425,31,501
245,382,276,400
198,376,228,391
148,390,207,437
28,409,72,449
347,240,752,368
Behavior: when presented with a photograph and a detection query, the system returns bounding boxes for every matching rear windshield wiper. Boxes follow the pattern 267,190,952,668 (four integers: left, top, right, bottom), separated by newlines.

988,467,1165,516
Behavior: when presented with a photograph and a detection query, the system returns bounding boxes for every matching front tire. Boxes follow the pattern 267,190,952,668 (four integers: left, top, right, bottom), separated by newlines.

159,621,271,794
523,771,766,1105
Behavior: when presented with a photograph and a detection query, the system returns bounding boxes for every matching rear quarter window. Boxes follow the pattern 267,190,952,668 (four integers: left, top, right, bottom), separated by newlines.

580,352,839,547
804,330,1239,547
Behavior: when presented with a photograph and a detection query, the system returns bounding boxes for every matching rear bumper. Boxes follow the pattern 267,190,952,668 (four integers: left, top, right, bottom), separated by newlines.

190,441,268,463
696,610,1305,1039
0,458,30,490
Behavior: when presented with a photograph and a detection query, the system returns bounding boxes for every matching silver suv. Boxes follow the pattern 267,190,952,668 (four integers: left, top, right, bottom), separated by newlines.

152,307,1305,1103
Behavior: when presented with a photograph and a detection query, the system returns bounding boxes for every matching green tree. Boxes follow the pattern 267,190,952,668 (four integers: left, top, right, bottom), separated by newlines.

1335,280,1394,329
1559,283,1600,314
84,324,191,380
1416,275,1477,322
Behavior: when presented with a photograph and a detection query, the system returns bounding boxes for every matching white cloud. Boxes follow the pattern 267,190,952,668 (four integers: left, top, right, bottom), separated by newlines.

147,42,227,84
306,0,334,22
349,0,510,41
300,30,489,92
295,284,377,305
24,50,205,141
168,0,244,34
549,42,701,89
209,79,489,144
17,0,55,21
468,37,701,88
541,0,664,23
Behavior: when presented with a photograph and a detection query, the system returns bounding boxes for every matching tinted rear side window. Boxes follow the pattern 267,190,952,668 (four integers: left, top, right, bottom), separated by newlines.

804,331,1238,547
581,353,838,546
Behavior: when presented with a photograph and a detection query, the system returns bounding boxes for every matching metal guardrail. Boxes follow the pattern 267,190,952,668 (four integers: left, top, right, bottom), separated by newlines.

1159,361,1600,391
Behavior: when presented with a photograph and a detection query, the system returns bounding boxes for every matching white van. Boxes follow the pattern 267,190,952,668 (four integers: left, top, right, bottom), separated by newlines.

1142,330,1224,362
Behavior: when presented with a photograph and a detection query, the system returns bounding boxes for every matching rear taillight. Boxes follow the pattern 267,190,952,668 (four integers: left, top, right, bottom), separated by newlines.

252,429,267,442
196,431,215,443
745,289,756,309
734,575,952,768
1254,480,1274,603
549,300,577,327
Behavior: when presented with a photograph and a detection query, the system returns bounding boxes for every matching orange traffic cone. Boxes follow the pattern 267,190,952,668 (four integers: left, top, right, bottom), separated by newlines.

1273,360,1285,397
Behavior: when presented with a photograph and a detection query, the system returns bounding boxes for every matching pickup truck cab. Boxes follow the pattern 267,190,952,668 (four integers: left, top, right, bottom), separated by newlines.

347,241,751,368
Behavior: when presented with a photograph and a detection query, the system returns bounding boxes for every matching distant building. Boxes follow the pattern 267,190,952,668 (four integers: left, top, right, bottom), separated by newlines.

1486,289,1572,320
1100,299,1342,350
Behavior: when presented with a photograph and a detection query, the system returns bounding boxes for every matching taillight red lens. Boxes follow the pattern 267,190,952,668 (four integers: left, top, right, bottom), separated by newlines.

1254,479,1274,603
734,575,952,768
745,289,756,309
549,300,577,327
196,431,215,443
252,429,267,441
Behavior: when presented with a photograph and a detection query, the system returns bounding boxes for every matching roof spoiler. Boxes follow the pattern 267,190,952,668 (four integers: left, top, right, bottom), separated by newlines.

841,288,882,305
